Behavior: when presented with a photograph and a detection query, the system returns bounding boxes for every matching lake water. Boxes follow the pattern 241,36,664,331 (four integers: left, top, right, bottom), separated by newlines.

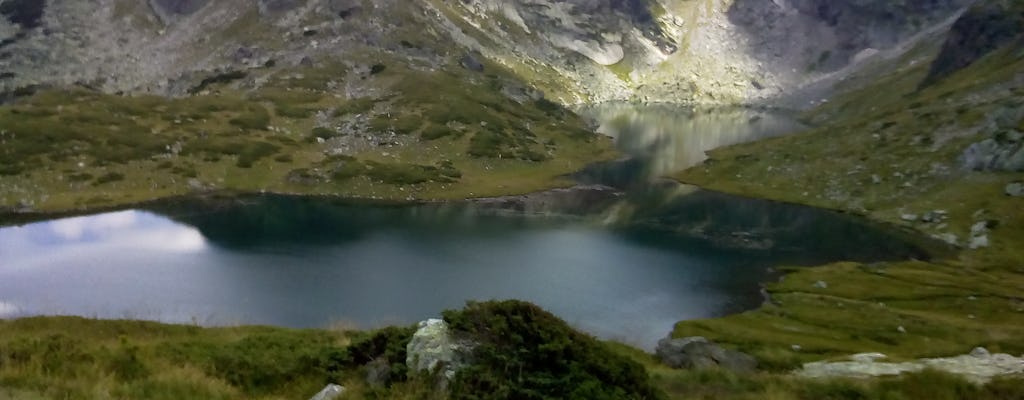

0,105,925,349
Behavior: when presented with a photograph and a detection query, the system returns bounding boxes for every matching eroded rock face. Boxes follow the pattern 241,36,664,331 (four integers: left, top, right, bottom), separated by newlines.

0,0,46,29
728,0,972,77
655,336,758,373
923,0,1024,87
405,319,475,381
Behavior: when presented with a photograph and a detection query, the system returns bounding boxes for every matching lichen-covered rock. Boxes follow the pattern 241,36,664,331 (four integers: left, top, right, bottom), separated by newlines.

1006,181,1024,197
655,336,758,373
961,137,1024,172
799,349,1024,384
308,384,345,400
405,319,474,380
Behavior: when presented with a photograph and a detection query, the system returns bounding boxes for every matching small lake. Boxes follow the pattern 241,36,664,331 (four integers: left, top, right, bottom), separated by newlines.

0,105,926,349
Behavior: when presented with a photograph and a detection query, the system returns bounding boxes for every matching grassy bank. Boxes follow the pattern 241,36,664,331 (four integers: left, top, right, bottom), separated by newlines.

3,309,1023,400
0,59,616,223
671,19,1024,371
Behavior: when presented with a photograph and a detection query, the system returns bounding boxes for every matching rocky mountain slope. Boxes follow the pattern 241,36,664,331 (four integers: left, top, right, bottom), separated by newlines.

0,0,973,105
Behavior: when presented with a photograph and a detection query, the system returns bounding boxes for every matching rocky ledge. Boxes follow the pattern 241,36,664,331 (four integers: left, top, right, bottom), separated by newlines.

799,348,1024,384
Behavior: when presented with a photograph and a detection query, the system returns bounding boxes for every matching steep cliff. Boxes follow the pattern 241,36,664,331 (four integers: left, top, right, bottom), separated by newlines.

0,0,973,105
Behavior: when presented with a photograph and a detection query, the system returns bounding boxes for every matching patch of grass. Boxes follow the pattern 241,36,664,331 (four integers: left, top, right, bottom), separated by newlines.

93,172,125,185
671,19,1024,375
228,105,271,131
335,98,377,116
235,142,280,168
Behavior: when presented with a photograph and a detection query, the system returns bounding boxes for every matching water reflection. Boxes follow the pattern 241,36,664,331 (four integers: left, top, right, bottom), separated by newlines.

577,104,803,186
0,104,929,350
0,198,790,349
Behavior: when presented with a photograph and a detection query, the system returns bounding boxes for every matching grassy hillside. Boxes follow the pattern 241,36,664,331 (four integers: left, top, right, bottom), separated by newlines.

2,305,1023,400
0,58,616,222
672,9,1024,370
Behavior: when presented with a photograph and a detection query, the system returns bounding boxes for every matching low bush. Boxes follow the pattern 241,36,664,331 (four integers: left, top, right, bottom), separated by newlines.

443,300,665,400
235,142,280,168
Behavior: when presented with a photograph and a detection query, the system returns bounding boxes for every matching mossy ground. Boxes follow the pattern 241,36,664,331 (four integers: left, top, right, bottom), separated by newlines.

672,31,1024,370
0,59,616,221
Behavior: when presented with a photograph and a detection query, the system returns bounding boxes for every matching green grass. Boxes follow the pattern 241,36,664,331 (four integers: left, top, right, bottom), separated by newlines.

671,21,1024,373
2,309,1022,400
0,317,351,400
0,58,617,218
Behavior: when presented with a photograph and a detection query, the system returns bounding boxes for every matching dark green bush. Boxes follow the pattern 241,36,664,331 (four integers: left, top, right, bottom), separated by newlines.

276,105,317,119
421,124,456,140
108,345,150,382
235,142,280,168
443,300,665,400
162,332,340,396
93,172,125,185
342,326,417,386
228,105,271,131
364,161,457,185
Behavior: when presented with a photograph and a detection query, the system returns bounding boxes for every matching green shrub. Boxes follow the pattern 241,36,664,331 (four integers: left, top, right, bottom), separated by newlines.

93,172,125,185
108,345,150,382
235,142,280,168
421,124,456,140
229,105,271,131
342,326,417,386
335,98,376,116
369,115,422,135
67,172,94,182
276,105,317,119
364,161,457,185
443,300,665,400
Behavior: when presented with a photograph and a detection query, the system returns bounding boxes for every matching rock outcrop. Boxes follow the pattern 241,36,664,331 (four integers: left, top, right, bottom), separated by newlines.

405,319,475,381
0,0,975,105
923,0,1024,87
799,349,1024,384
308,384,345,400
655,336,758,373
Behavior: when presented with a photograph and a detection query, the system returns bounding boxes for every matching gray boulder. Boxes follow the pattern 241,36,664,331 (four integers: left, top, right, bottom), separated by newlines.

1006,181,1024,197
655,336,758,373
406,319,475,381
961,133,1024,172
365,357,391,388
460,53,485,72
309,384,345,400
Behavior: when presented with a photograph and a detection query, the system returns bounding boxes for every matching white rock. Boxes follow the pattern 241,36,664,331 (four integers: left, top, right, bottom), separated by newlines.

406,319,475,381
969,235,989,249
309,384,345,400
850,353,887,363
799,351,1024,384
